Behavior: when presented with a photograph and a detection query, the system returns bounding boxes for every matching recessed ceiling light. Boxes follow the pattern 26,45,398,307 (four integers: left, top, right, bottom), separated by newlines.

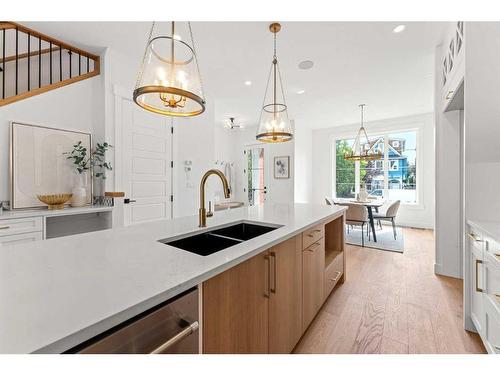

298,60,314,70
296,89,305,94
393,25,406,33
244,80,252,86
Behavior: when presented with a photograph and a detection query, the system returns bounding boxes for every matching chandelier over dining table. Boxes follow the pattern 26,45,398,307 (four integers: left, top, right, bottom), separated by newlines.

344,104,383,161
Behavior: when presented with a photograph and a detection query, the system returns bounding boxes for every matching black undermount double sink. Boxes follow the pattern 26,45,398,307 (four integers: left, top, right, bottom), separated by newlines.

159,222,280,256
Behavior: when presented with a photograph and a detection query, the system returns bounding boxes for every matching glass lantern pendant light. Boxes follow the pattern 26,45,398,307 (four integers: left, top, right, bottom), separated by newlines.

344,104,383,161
256,23,293,143
133,21,206,117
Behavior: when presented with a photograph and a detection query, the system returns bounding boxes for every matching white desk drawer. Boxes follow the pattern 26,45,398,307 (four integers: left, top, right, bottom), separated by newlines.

484,295,500,354
0,232,43,246
0,217,43,237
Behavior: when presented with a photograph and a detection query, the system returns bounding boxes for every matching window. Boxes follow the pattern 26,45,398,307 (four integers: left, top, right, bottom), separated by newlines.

334,130,418,203
335,139,355,198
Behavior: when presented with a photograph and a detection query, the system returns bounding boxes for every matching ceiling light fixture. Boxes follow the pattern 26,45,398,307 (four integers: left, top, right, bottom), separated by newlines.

133,21,206,117
393,24,406,33
225,117,245,130
244,80,252,86
344,104,383,161
298,60,314,70
256,22,293,143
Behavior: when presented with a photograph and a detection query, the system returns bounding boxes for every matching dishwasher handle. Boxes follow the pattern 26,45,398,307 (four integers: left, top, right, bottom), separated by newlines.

150,320,199,354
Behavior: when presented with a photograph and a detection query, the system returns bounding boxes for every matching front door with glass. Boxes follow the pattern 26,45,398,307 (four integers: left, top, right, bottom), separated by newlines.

245,146,267,206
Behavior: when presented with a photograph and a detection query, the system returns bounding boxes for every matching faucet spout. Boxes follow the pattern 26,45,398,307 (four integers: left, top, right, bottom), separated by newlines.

199,169,231,227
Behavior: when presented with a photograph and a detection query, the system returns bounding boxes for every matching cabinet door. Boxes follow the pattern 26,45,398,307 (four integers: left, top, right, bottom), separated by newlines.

471,249,485,335
202,252,269,353
302,238,325,331
268,235,302,353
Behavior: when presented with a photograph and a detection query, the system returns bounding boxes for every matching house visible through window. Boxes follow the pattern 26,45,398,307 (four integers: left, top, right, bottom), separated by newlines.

334,130,417,203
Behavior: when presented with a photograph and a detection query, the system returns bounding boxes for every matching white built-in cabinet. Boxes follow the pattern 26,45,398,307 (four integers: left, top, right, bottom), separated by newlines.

441,21,464,111
0,206,114,245
466,223,500,354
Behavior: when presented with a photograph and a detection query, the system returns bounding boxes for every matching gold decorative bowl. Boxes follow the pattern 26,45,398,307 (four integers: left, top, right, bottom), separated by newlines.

37,194,73,210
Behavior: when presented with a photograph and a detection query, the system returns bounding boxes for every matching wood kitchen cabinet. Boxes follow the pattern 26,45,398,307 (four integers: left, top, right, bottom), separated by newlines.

302,236,325,331
202,235,302,354
268,236,303,353
202,214,345,354
202,251,269,354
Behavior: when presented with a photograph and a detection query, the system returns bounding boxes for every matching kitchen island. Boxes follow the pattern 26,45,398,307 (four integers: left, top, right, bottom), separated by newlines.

0,203,346,354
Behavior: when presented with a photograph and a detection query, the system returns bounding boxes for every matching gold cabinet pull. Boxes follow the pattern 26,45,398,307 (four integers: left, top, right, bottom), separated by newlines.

329,271,341,283
467,233,483,242
270,251,277,294
307,229,322,238
0,225,10,230
307,242,321,252
475,259,484,293
264,254,271,298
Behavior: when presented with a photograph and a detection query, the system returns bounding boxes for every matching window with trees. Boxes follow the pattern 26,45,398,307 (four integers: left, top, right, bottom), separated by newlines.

334,130,417,203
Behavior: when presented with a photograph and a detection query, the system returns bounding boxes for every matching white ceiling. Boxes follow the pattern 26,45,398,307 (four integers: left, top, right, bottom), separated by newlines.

22,21,447,129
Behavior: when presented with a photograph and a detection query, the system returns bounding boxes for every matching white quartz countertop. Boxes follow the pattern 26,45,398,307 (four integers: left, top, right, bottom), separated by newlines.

0,203,346,354
467,219,500,241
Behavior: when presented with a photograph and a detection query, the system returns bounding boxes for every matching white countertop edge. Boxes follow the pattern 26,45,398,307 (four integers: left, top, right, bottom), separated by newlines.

0,205,113,220
467,219,500,242
33,208,346,354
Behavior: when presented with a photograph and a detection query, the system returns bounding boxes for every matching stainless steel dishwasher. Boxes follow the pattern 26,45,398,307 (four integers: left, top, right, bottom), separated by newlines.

72,288,199,354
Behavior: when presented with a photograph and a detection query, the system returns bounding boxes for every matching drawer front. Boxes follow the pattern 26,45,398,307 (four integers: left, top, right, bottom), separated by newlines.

486,252,500,298
485,236,500,258
324,252,343,299
302,223,325,249
0,231,43,246
484,296,500,354
0,217,43,237
467,227,484,257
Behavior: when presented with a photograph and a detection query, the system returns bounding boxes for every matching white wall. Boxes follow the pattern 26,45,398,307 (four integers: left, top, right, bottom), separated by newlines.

0,75,102,201
464,23,500,222
311,113,435,229
294,121,313,203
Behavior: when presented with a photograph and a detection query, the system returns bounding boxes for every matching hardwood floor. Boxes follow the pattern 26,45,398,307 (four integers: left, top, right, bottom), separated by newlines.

293,228,486,354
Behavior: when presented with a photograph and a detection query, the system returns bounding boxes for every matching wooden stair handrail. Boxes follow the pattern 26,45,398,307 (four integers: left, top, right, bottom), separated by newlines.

0,21,101,107
1,21,99,61
2,46,61,64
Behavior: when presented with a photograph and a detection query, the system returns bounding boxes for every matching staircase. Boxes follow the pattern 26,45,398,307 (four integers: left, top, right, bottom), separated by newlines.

0,22,100,106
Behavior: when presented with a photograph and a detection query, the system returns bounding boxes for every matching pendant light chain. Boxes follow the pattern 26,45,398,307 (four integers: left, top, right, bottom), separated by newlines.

189,22,206,101
135,21,156,90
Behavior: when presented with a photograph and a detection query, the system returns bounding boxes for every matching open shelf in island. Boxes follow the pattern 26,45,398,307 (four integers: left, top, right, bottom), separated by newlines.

324,214,345,296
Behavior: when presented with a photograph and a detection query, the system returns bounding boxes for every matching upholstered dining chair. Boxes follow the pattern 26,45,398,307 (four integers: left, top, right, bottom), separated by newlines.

343,203,370,247
325,197,334,205
373,200,401,240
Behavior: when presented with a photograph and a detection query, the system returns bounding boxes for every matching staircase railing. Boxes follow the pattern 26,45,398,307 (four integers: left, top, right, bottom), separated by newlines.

0,22,100,106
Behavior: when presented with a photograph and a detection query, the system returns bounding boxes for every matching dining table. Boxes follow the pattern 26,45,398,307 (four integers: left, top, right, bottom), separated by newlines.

335,198,384,242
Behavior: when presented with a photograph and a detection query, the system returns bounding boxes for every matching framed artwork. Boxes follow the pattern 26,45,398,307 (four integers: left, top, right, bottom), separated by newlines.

274,156,290,179
10,122,93,209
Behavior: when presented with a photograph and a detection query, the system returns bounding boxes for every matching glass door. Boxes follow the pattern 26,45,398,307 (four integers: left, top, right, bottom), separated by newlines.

245,145,267,206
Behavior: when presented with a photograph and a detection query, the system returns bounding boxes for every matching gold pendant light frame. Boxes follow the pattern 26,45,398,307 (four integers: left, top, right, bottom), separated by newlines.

256,22,293,143
344,104,383,161
133,22,206,117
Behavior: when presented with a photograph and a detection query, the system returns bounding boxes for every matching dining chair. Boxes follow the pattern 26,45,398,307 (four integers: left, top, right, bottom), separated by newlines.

325,197,334,206
373,200,401,240
343,203,369,246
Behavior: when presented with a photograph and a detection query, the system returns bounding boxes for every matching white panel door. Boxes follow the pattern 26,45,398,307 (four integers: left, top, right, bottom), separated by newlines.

122,100,172,225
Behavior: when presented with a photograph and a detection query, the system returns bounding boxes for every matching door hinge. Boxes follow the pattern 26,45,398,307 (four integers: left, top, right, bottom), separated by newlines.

170,161,173,168
170,195,174,202
171,126,174,134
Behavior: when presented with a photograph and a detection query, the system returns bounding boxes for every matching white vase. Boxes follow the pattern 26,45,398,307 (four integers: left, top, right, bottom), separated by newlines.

71,171,87,207
358,186,368,202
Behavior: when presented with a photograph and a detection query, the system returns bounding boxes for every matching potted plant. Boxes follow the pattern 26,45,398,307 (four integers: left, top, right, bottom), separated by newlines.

64,141,112,207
